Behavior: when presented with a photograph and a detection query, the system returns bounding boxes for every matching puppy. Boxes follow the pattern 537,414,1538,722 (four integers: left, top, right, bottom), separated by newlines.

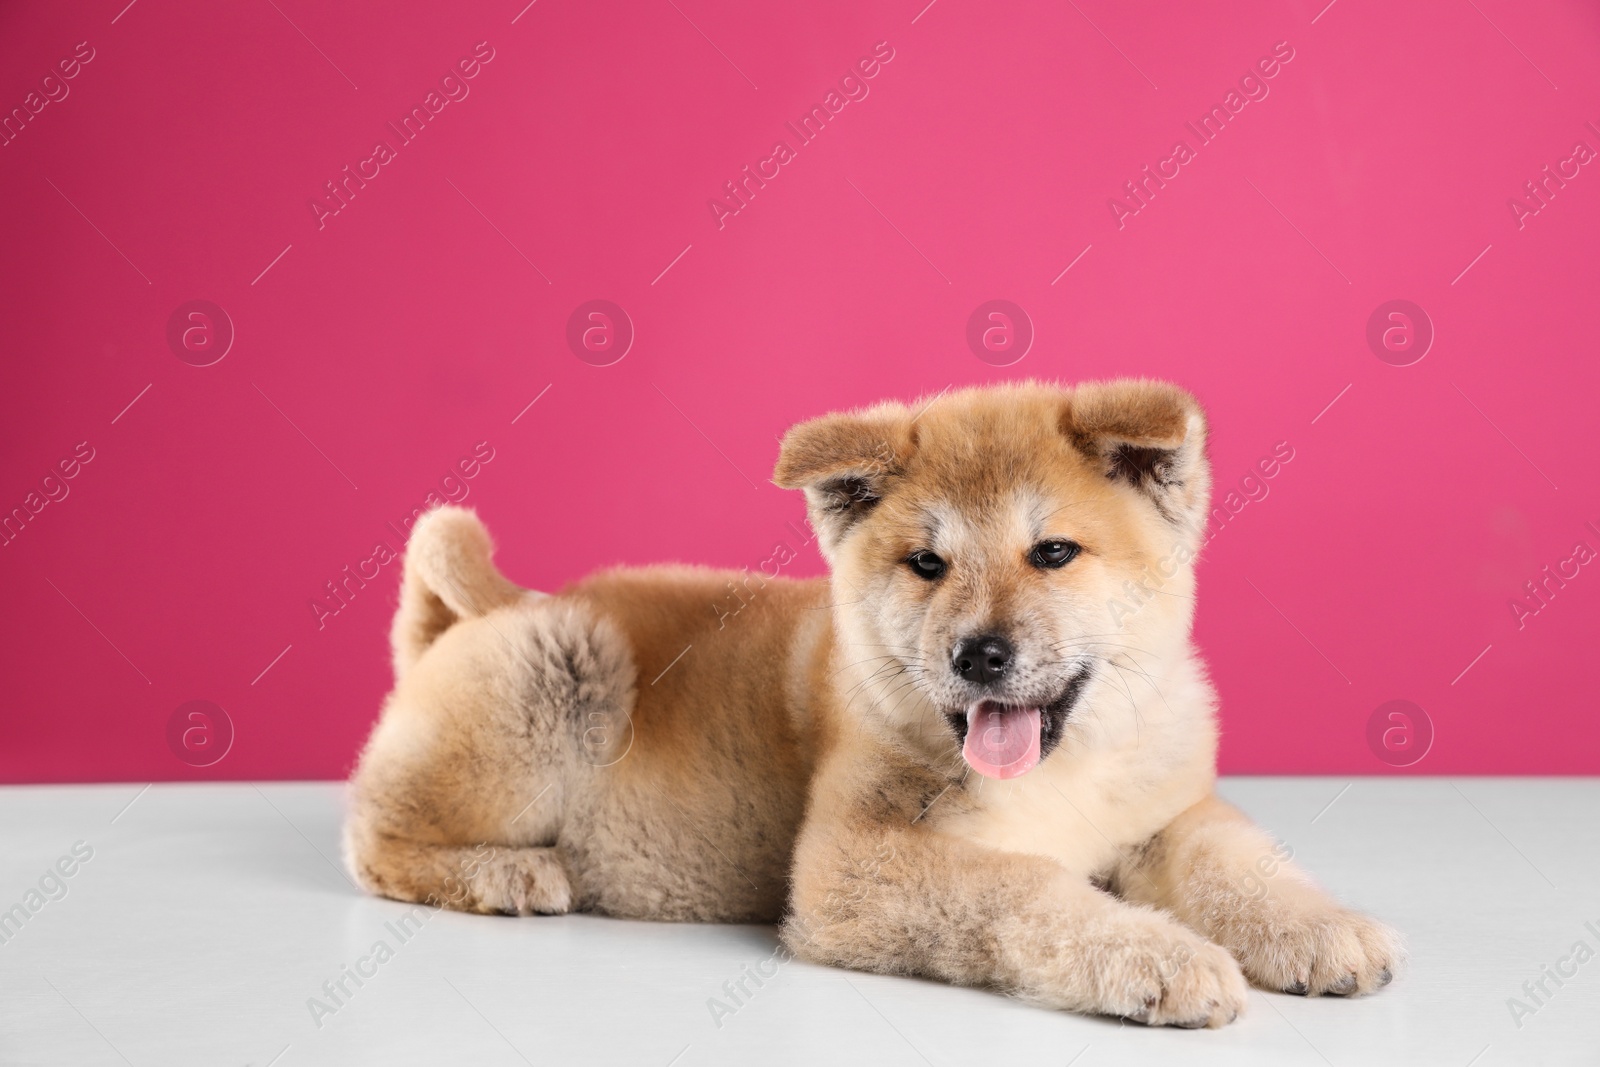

344,379,1399,1027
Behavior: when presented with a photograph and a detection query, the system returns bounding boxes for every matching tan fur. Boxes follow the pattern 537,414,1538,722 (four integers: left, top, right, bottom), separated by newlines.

344,379,1400,1027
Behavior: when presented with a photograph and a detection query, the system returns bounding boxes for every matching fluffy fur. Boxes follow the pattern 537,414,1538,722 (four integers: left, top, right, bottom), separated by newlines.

344,379,1400,1027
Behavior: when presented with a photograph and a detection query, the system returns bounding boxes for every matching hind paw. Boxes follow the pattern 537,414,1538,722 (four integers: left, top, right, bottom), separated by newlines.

467,847,574,915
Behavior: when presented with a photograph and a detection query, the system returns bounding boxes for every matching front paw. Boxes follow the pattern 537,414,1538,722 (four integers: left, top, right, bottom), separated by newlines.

1095,923,1249,1028
1229,904,1400,996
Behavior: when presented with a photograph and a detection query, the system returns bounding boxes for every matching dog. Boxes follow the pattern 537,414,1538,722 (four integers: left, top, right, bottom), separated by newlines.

343,379,1399,1027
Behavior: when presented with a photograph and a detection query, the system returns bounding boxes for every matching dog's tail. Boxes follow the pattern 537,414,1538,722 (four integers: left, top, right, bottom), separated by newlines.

390,505,526,678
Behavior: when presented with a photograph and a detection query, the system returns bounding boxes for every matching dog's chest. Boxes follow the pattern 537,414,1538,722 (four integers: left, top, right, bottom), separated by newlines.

935,745,1202,878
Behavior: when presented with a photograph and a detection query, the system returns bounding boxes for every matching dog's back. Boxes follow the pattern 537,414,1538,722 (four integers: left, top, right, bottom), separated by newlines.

346,506,831,921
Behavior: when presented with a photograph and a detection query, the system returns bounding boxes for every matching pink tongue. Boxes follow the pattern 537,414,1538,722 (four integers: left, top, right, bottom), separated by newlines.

962,703,1042,779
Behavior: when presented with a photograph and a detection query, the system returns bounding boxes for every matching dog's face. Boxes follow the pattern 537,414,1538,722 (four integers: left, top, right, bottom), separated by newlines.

775,381,1211,779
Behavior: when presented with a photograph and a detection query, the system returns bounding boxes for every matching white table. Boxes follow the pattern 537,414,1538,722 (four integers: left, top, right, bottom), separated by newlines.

1,779,1594,1065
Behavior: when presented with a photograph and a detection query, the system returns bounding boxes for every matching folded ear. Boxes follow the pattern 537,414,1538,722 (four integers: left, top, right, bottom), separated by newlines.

773,403,915,553
1062,380,1210,537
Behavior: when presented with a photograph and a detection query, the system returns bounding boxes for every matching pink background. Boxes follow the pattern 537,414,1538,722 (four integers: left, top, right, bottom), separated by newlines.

2,0,1597,783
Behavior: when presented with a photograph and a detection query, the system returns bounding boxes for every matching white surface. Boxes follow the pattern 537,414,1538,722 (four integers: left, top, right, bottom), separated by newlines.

0,778,1595,1066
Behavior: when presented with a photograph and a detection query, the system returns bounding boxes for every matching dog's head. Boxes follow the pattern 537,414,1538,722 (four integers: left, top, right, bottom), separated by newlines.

774,380,1210,779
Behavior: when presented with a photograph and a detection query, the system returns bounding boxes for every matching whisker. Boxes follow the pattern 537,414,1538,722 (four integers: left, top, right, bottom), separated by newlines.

1103,656,1177,721
841,661,908,704
829,654,904,680
852,673,923,743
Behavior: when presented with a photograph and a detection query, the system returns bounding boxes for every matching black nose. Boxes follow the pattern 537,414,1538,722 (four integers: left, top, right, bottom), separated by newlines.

953,634,1013,685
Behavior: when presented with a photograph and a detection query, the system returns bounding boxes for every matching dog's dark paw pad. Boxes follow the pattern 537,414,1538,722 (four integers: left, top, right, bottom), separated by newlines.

1286,980,1309,996
1328,974,1357,996
1378,968,1393,987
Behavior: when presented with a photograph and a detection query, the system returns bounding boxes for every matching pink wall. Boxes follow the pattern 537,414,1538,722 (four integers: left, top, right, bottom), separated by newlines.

2,0,1596,783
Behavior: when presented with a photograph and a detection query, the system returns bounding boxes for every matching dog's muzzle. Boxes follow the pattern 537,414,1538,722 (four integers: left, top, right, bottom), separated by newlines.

944,664,1094,779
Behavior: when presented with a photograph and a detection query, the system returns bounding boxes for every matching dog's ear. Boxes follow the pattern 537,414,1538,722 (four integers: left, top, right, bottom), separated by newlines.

773,404,914,551
1062,380,1211,536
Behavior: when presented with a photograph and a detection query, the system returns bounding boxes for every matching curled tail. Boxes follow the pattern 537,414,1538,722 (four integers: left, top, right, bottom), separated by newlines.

391,505,526,678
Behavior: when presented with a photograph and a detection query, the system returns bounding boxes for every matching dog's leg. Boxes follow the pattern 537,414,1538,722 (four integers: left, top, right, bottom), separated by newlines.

784,819,1248,1027
347,834,574,916
1114,793,1401,996
348,589,636,919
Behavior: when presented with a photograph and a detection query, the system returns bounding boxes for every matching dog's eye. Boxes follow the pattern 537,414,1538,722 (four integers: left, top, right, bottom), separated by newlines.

906,550,947,581
1030,540,1081,569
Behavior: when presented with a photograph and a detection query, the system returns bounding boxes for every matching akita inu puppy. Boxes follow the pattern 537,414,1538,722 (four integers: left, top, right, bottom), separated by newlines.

344,379,1399,1027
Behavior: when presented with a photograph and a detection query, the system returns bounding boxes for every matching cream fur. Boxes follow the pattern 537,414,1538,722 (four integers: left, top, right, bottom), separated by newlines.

344,380,1400,1027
